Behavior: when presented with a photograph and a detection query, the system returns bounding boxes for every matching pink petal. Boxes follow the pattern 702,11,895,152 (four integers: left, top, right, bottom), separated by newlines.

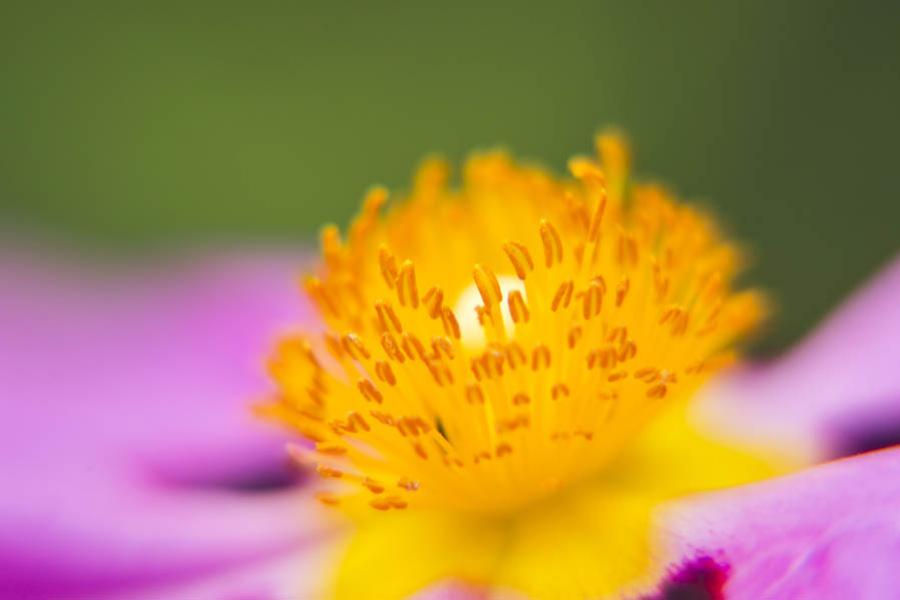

410,581,494,600
96,519,347,600
695,253,900,461
658,446,900,599
0,248,337,597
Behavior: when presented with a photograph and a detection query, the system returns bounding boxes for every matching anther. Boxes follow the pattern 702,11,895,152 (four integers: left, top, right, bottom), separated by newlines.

370,498,392,511
568,326,583,348
422,287,444,319
588,348,616,370
362,477,385,494
324,333,345,360
425,360,453,386
348,411,370,432
342,333,371,361
473,450,492,464
539,220,564,268
505,342,527,369
380,332,406,363
466,384,485,404
413,442,428,460
304,277,339,317
473,264,503,306
503,242,534,279
375,302,403,333
361,186,388,213
315,442,348,456
378,246,398,289
496,414,530,432
635,367,660,383
618,341,637,361
647,384,668,399
316,465,343,479
496,443,513,457
587,193,608,243
672,312,690,336
565,152,595,176
398,416,431,437
441,307,461,340
369,410,394,426
508,290,530,323
432,337,454,360
471,358,485,381
398,477,420,491
374,361,397,386
401,333,426,361
357,379,383,404
551,383,570,400
551,280,574,311
615,277,630,307
397,260,419,308
616,233,639,267
387,495,408,509
531,345,551,370
607,326,627,343
320,225,342,261
316,492,341,507
582,279,604,319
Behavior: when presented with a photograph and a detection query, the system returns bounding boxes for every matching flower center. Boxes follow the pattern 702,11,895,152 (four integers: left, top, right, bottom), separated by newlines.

260,134,765,515
454,275,525,347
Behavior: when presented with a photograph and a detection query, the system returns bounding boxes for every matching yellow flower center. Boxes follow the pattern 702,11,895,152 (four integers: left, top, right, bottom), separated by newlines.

261,133,765,517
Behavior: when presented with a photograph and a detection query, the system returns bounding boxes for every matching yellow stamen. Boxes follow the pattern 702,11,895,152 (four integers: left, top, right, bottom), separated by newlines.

260,132,766,516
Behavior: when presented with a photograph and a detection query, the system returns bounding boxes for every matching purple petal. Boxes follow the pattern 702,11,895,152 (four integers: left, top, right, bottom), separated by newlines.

658,446,900,599
695,253,900,461
0,248,337,598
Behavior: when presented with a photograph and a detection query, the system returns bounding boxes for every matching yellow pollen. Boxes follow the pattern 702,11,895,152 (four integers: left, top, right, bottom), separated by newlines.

260,133,766,515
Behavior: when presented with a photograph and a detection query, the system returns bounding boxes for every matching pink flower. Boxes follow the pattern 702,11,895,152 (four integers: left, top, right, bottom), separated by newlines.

3,246,899,599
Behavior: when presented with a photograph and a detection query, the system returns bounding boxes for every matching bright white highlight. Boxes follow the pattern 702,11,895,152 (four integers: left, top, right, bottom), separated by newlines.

453,274,526,348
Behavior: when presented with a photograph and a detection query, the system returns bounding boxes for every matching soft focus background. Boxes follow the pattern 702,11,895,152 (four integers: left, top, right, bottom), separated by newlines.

3,0,899,354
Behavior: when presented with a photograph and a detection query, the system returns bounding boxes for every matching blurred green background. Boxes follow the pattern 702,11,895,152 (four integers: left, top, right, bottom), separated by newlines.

2,1,898,354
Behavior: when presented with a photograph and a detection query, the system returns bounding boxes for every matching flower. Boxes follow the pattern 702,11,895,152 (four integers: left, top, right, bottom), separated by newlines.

259,134,777,598
2,140,899,599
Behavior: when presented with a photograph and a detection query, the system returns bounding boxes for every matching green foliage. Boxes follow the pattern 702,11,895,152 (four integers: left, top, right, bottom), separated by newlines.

2,0,898,353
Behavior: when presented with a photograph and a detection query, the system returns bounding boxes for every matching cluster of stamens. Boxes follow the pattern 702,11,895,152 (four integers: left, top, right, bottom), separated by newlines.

260,135,764,514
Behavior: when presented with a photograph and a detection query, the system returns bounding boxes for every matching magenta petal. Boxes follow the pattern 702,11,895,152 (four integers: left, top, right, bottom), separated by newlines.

0,249,336,597
696,253,900,461
659,446,900,599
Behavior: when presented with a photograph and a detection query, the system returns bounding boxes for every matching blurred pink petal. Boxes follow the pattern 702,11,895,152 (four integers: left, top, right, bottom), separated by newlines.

659,446,900,599
115,537,346,600
695,253,900,461
409,581,493,600
0,248,339,598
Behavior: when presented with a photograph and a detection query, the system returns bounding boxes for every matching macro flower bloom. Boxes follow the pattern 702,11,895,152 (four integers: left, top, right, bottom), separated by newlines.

255,135,900,598
2,136,899,600
260,134,775,598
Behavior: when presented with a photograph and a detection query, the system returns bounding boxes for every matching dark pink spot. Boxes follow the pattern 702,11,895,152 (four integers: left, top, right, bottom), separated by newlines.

641,556,729,600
